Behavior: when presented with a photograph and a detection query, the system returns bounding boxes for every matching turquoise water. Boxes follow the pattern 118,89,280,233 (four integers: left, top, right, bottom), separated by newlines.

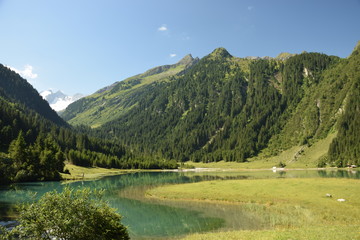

0,170,359,239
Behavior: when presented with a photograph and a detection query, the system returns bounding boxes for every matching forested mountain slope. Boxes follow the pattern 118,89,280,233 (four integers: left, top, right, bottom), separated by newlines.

62,54,198,128
0,64,66,126
0,66,176,184
327,47,360,166
65,43,360,167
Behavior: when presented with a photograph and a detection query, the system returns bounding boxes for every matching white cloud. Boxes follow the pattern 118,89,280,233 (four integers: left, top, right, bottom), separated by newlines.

248,6,254,11
22,65,38,79
170,53,177,58
8,64,38,79
158,24,168,31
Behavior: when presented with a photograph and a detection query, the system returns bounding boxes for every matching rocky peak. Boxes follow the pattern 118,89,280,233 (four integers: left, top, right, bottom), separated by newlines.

210,47,232,59
177,54,194,65
276,52,296,60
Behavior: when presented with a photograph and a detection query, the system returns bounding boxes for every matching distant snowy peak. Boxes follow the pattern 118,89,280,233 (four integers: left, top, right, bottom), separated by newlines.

40,90,84,112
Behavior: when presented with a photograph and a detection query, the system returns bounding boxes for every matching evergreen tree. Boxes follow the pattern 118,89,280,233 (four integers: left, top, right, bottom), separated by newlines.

8,131,27,171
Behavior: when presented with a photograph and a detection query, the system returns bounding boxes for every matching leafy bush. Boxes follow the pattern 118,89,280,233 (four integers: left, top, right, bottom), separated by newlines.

277,161,286,168
3,187,129,240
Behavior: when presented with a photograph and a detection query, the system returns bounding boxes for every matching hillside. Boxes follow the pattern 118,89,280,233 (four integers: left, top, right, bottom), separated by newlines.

61,54,198,128
0,64,67,126
62,43,360,167
0,65,176,184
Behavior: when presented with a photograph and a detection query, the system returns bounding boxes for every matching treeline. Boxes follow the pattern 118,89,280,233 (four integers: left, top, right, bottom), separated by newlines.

2,45,359,178
95,49,250,162
91,49,343,164
0,95,124,184
0,65,179,184
0,64,65,126
327,49,360,167
0,97,178,184
64,48,357,167
0,131,64,183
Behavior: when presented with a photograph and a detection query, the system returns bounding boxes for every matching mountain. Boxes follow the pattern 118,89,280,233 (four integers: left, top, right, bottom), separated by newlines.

0,64,67,126
0,64,69,182
0,62,182,184
327,46,360,166
40,90,84,112
61,54,199,127
0,64,163,184
63,43,360,167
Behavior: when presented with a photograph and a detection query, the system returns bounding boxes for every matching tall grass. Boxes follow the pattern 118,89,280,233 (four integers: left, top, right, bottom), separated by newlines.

147,178,360,239
61,163,130,180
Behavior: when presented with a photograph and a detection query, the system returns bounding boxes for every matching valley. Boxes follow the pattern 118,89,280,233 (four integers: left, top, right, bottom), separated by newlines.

1,2,359,239
60,43,360,168
1,42,359,240
1,169,359,239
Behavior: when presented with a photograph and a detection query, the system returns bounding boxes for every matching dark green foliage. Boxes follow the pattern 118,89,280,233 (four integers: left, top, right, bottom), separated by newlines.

277,161,287,168
0,91,126,183
3,187,129,240
0,65,165,184
3,131,64,182
92,50,338,162
0,64,66,126
61,54,199,126
3,45,360,174
282,53,338,105
328,49,360,167
82,47,358,165
230,59,284,160
265,54,344,153
0,153,12,184
94,49,252,162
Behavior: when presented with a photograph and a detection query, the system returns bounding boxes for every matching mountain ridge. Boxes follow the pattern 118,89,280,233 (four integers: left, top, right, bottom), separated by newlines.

0,64,67,126
61,53,199,127
62,43,360,167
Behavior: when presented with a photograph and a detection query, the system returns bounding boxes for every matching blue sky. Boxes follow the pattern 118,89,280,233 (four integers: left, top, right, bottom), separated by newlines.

1,0,359,95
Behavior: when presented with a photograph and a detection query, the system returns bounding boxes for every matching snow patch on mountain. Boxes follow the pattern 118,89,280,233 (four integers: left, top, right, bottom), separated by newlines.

40,90,84,112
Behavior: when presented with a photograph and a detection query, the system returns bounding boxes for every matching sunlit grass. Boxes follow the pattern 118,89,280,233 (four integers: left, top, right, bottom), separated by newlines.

147,178,360,239
181,226,360,240
186,132,337,169
60,163,131,181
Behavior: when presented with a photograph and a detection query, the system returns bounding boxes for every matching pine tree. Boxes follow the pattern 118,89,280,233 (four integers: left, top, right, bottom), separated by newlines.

8,131,27,171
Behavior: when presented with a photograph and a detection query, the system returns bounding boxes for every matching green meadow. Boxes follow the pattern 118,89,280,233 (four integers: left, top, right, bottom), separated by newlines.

185,132,337,170
60,163,131,181
147,178,360,240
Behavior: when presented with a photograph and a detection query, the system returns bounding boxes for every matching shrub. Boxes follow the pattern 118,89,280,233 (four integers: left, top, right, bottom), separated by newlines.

5,187,129,240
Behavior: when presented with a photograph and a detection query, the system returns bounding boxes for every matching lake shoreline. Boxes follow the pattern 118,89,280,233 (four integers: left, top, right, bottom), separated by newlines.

147,177,360,240
1,169,359,239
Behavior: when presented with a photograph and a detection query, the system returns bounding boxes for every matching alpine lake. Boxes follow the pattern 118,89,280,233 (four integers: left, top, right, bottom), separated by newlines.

0,169,359,239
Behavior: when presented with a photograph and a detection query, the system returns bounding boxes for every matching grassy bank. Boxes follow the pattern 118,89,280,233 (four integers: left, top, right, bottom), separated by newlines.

180,226,360,240
60,163,132,181
60,131,336,180
186,132,337,169
147,178,360,239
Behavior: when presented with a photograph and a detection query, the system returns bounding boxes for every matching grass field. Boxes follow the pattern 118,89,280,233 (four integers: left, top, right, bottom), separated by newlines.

147,178,360,240
60,163,132,181
180,226,360,240
185,132,337,170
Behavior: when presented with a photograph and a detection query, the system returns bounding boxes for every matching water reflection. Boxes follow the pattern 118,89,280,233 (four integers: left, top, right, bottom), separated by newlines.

0,169,358,239
317,169,360,178
116,198,225,238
